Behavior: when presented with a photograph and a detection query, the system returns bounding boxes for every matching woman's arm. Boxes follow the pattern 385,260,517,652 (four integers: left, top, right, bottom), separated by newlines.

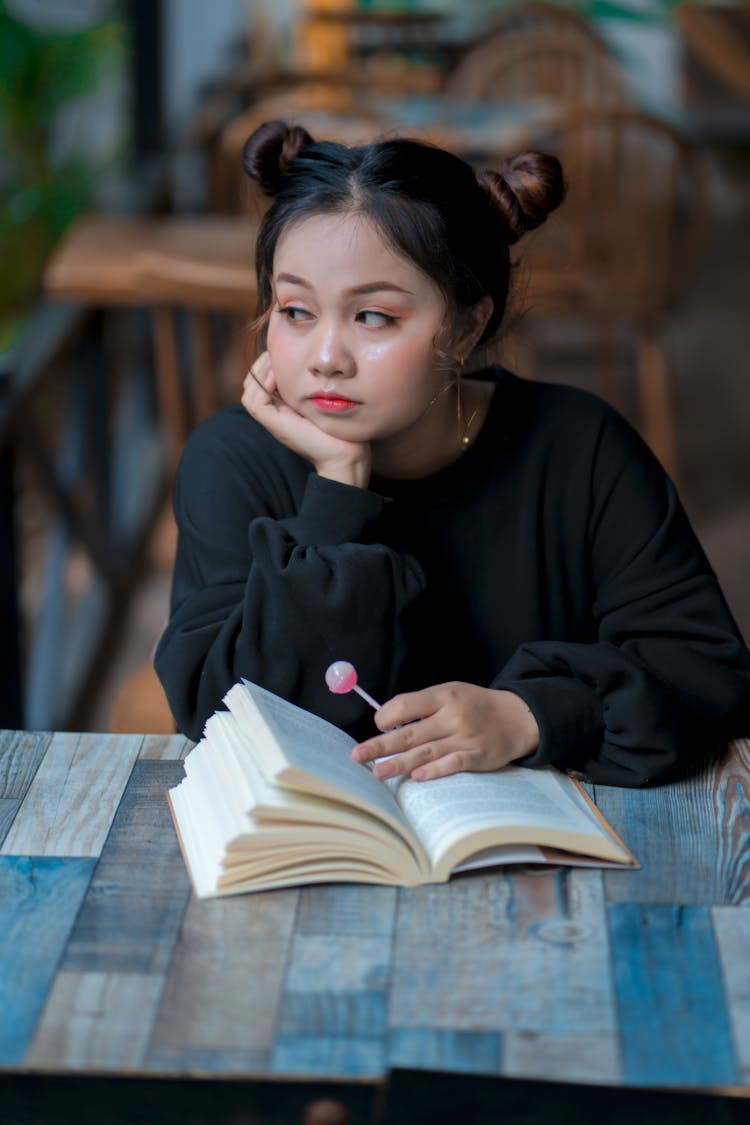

492,408,750,785
153,409,425,741
353,404,750,787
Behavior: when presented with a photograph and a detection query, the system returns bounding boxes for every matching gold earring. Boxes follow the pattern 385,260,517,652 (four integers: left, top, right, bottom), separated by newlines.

455,360,478,449
426,379,453,412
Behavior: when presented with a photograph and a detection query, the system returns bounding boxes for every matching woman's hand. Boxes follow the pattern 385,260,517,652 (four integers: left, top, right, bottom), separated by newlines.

351,682,539,781
242,352,371,488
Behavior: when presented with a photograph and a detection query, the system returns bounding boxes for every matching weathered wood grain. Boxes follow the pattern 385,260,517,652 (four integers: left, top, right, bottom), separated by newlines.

273,1034,385,1079
2,729,750,1094
608,903,737,1086
389,875,514,1035
61,760,190,974
139,734,193,761
499,870,621,1083
0,730,52,797
502,1030,621,1085
712,905,750,1083
0,798,20,844
388,868,617,1084
26,971,165,1069
295,884,397,937
272,884,399,1078
597,740,750,906
718,738,750,904
386,1028,502,1075
146,888,299,1074
0,856,95,1065
0,731,141,858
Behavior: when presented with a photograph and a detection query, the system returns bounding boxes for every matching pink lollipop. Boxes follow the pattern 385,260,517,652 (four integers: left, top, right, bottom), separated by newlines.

325,661,382,711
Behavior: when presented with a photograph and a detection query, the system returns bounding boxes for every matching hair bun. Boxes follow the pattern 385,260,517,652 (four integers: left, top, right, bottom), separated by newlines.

477,152,566,245
242,119,315,196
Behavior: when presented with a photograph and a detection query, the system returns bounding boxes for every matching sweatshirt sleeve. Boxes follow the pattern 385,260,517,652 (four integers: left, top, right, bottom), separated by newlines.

491,407,750,786
154,413,425,741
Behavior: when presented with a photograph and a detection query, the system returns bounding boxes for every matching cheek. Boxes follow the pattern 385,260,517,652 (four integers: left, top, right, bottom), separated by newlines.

266,322,303,385
364,340,444,412
266,317,287,361
360,331,440,380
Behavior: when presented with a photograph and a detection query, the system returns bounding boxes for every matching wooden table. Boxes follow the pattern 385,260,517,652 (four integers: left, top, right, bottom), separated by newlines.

2,730,750,1124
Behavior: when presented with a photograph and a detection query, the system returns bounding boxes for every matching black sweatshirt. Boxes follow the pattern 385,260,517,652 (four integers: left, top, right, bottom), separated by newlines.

154,368,750,785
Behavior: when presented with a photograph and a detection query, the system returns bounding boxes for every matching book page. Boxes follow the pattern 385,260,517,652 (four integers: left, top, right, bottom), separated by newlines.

225,681,429,876
452,843,546,872
390,765,626,876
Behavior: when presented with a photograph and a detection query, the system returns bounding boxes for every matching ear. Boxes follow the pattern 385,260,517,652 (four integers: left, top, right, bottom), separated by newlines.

454,296,493,360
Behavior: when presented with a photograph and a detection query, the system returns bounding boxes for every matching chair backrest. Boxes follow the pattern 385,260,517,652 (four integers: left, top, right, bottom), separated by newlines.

136,225,258,467
484,1,608,45
676,3,750,100
445,25,631,107
508,106,708,318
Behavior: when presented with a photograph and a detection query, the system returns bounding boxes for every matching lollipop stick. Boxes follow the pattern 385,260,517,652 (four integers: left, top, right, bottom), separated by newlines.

353,684,382,711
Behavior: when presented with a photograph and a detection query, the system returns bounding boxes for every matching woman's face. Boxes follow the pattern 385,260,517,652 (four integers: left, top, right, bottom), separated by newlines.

266,211,455,449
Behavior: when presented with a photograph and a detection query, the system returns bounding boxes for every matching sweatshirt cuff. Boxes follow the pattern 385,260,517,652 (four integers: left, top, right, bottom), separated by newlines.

285,473,390,546
491,675,604,771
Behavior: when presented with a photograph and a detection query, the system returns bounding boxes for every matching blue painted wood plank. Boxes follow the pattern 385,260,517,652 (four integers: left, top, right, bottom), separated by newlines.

0,856,95,1064
608,903,738,1086
0,730,52,798
138,734,193,761
145,889,299,1073
272,926,395,1077
387,1028,502,1075
712,905,750,1083
389,872,616,1047
272,1035,384,1077
596,740,750,906
295,884,398,937
0,798,19,844
144,1045,272,1074
61,761,190,974
277,989,388,1040
1,732,141,858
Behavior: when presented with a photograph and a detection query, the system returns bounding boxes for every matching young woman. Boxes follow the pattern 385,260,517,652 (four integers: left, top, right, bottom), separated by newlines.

154,119,750,787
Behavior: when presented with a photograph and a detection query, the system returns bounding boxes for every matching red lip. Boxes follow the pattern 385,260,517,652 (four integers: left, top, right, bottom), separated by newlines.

309,394,360,413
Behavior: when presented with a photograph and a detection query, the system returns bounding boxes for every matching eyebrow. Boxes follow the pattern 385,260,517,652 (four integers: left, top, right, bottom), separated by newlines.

275,273,414,296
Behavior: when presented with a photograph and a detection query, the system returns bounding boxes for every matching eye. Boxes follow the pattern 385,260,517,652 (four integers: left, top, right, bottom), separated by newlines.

357,309,398,327
277,305,312,323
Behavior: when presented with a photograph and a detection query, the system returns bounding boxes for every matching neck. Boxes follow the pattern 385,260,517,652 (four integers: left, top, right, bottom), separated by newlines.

371,379,493,481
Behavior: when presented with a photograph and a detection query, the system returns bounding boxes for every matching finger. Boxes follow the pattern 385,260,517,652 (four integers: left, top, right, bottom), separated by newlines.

251,350,272,383
374,685,447,732
242,370,269,403
371,738,455,781
353,711,449,764
410,749,474,782
242,368,281,420
243,353,277,400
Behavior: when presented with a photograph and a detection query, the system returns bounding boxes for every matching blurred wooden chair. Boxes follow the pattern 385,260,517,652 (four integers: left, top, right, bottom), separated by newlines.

444,25,631,106
676,3,750,101
138,238,258,462
45,214,258,479
483,0,608,43
505,105,709,479
44,214,260,736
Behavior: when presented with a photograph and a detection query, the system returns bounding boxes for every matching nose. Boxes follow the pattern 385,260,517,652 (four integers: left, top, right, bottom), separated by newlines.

308,320,354,380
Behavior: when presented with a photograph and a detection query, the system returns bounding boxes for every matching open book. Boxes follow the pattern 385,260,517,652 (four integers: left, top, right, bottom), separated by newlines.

167,680,638,898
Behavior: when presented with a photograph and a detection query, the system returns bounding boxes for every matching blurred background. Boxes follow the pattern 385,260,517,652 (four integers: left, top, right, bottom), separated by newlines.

1,0,748,734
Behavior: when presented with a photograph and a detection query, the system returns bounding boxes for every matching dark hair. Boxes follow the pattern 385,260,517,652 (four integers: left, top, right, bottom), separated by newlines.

243,119,566,349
